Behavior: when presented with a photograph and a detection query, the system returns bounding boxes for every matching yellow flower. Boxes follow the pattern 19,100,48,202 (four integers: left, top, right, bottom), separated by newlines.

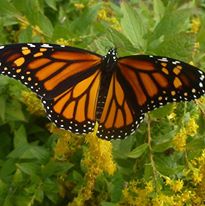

152,193,174,206
97,7,121,31
56,38,72,46
192,168,203,184
191,17,201,33
180,190,192,202
171,180,184,192
47,123,84,160
21,90,45,116
165,177,183,192
69,123,116,205
172,128,187,152
145,181,154,193
98,9,107,20
167,112,176,120
74,3,85,10
186,118,199,136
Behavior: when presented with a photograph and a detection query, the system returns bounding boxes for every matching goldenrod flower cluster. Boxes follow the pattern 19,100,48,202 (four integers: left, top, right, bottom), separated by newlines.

47,123,84,160
56,38,74,46
21,90,45,116
165,177,184,192
97,5,121,31
120,178,198,205
172,117,199,151
191,16,201,33
120,180,153,205
69,123,116,206
74,3,85,10
183,150,205,205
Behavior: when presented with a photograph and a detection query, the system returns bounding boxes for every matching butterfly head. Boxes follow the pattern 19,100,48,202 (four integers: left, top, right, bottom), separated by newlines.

102,48,118,72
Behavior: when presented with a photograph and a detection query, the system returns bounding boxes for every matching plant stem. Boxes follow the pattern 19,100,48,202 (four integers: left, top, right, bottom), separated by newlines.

147,114,158,191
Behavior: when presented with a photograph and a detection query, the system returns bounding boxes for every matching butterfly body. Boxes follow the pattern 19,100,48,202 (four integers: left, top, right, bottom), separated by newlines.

0,43,204,140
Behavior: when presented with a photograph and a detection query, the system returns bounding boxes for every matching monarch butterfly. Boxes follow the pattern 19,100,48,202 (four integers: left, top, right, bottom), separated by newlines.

0,43,204,140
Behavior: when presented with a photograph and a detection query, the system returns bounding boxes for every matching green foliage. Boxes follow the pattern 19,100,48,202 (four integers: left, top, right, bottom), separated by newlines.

0,0,205,205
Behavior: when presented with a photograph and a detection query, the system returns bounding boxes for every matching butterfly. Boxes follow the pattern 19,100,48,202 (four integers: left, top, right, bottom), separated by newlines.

0,43,204,140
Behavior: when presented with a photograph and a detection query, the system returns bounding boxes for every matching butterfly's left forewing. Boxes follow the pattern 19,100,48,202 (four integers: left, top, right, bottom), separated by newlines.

0,43,103,134
0,43,102,98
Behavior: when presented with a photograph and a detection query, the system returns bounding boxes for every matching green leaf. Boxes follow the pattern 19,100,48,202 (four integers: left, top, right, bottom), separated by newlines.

16,162,40,176
70,4,101,34
110,173,123,202
20,146,50,163
107,28,137,55
151,104,175,119
152,140,173,153
121,2,146,50
45,0,57,10
0,179,9,202
18,27,33,42
149,9,192,40
5,101,26,122
43,179,59,203
127,143,148,158
0,159,16,180
154,32,195,61
14,126,28,149
35,187,44,203
42,159,73,177
153,0,165,23
0,0,20,17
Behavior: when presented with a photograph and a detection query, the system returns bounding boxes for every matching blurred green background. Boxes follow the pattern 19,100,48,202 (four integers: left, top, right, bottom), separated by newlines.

0,0,205,205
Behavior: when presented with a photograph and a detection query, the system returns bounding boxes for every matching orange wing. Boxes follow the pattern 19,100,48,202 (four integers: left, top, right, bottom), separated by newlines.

0,43,102,134
43,69,101,134
0,43,102,99
117,55,205,114
97,70,144,140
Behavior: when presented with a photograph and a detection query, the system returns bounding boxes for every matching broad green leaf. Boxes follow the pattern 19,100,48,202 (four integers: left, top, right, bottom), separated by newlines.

154,32,195,61
127,143,148,158
149,9,192,41
155,155,184,176
121,3,146,50
34,188,44,203
107,28,137,55
0,179,9,202
14,125,28,149
42,160,73,177
70,4,101,34
16,162,40,176
152,140,173,152
0,159,16,179
36,13,53,37
153,0,165,23
12,169,24,186
18,27,33,42
110,173,124,202
20,146,50,163
45,0,57,10
151,104,175,118
5,101,26,122
0,0,20,17
8,144,30,159
43,179,59,203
